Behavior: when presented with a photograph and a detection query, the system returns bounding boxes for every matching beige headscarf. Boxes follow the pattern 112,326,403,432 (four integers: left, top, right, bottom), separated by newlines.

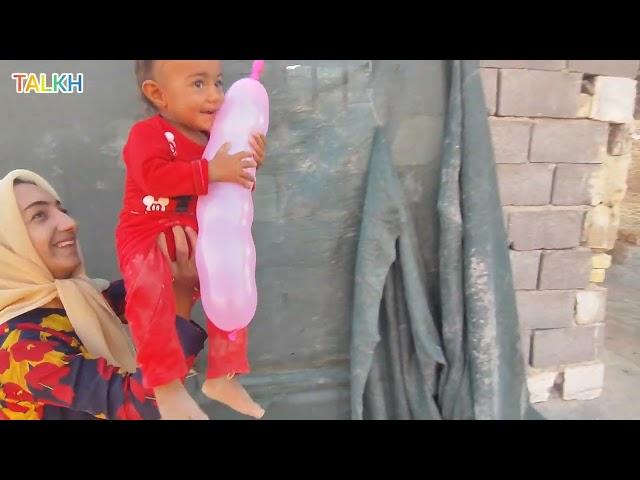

0,169,137,373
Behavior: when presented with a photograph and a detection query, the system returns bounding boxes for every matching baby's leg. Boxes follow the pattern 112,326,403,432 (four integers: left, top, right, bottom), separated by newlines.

124,240,207,420
201,322,264,419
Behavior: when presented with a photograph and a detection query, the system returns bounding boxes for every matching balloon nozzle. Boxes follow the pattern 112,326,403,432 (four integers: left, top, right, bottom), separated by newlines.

250,60,265,81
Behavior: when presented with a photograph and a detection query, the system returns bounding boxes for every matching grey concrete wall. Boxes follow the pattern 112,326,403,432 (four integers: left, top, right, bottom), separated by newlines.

0,60,449,418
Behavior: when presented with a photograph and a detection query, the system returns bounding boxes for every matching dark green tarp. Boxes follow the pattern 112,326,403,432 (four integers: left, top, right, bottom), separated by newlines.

350,61,540,420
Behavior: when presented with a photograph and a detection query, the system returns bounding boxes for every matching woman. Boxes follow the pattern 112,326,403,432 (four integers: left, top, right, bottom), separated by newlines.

0,169,208,420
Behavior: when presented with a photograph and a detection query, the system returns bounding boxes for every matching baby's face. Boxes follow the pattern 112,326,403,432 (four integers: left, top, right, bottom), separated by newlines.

155,60,225,133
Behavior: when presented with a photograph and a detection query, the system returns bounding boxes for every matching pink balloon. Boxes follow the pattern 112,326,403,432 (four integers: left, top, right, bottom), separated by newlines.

196,60,269,333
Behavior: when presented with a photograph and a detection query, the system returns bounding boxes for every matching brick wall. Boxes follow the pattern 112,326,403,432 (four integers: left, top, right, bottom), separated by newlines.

480,60,639,403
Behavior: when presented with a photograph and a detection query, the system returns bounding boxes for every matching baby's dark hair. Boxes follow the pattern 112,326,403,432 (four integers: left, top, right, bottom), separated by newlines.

134,60,157,110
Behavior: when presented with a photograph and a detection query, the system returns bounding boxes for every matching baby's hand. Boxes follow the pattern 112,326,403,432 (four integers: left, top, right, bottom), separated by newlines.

249,133,267,170
208,143,257,189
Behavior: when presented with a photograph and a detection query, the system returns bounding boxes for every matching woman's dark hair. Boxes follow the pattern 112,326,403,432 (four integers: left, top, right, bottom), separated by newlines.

13,178,36,186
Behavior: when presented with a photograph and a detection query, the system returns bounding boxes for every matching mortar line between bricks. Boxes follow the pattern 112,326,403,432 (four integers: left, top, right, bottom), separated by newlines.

549,163,558,204
572,289,579,327
531,288,590,292
496,68,502,115
493,68,567,72
552,162,605,165
526,121,534,162
511,116,613,122
534,249,546,290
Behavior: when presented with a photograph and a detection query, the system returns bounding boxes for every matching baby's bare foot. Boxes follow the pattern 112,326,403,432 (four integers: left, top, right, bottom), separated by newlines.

202,375,264,419
154,380,209,420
